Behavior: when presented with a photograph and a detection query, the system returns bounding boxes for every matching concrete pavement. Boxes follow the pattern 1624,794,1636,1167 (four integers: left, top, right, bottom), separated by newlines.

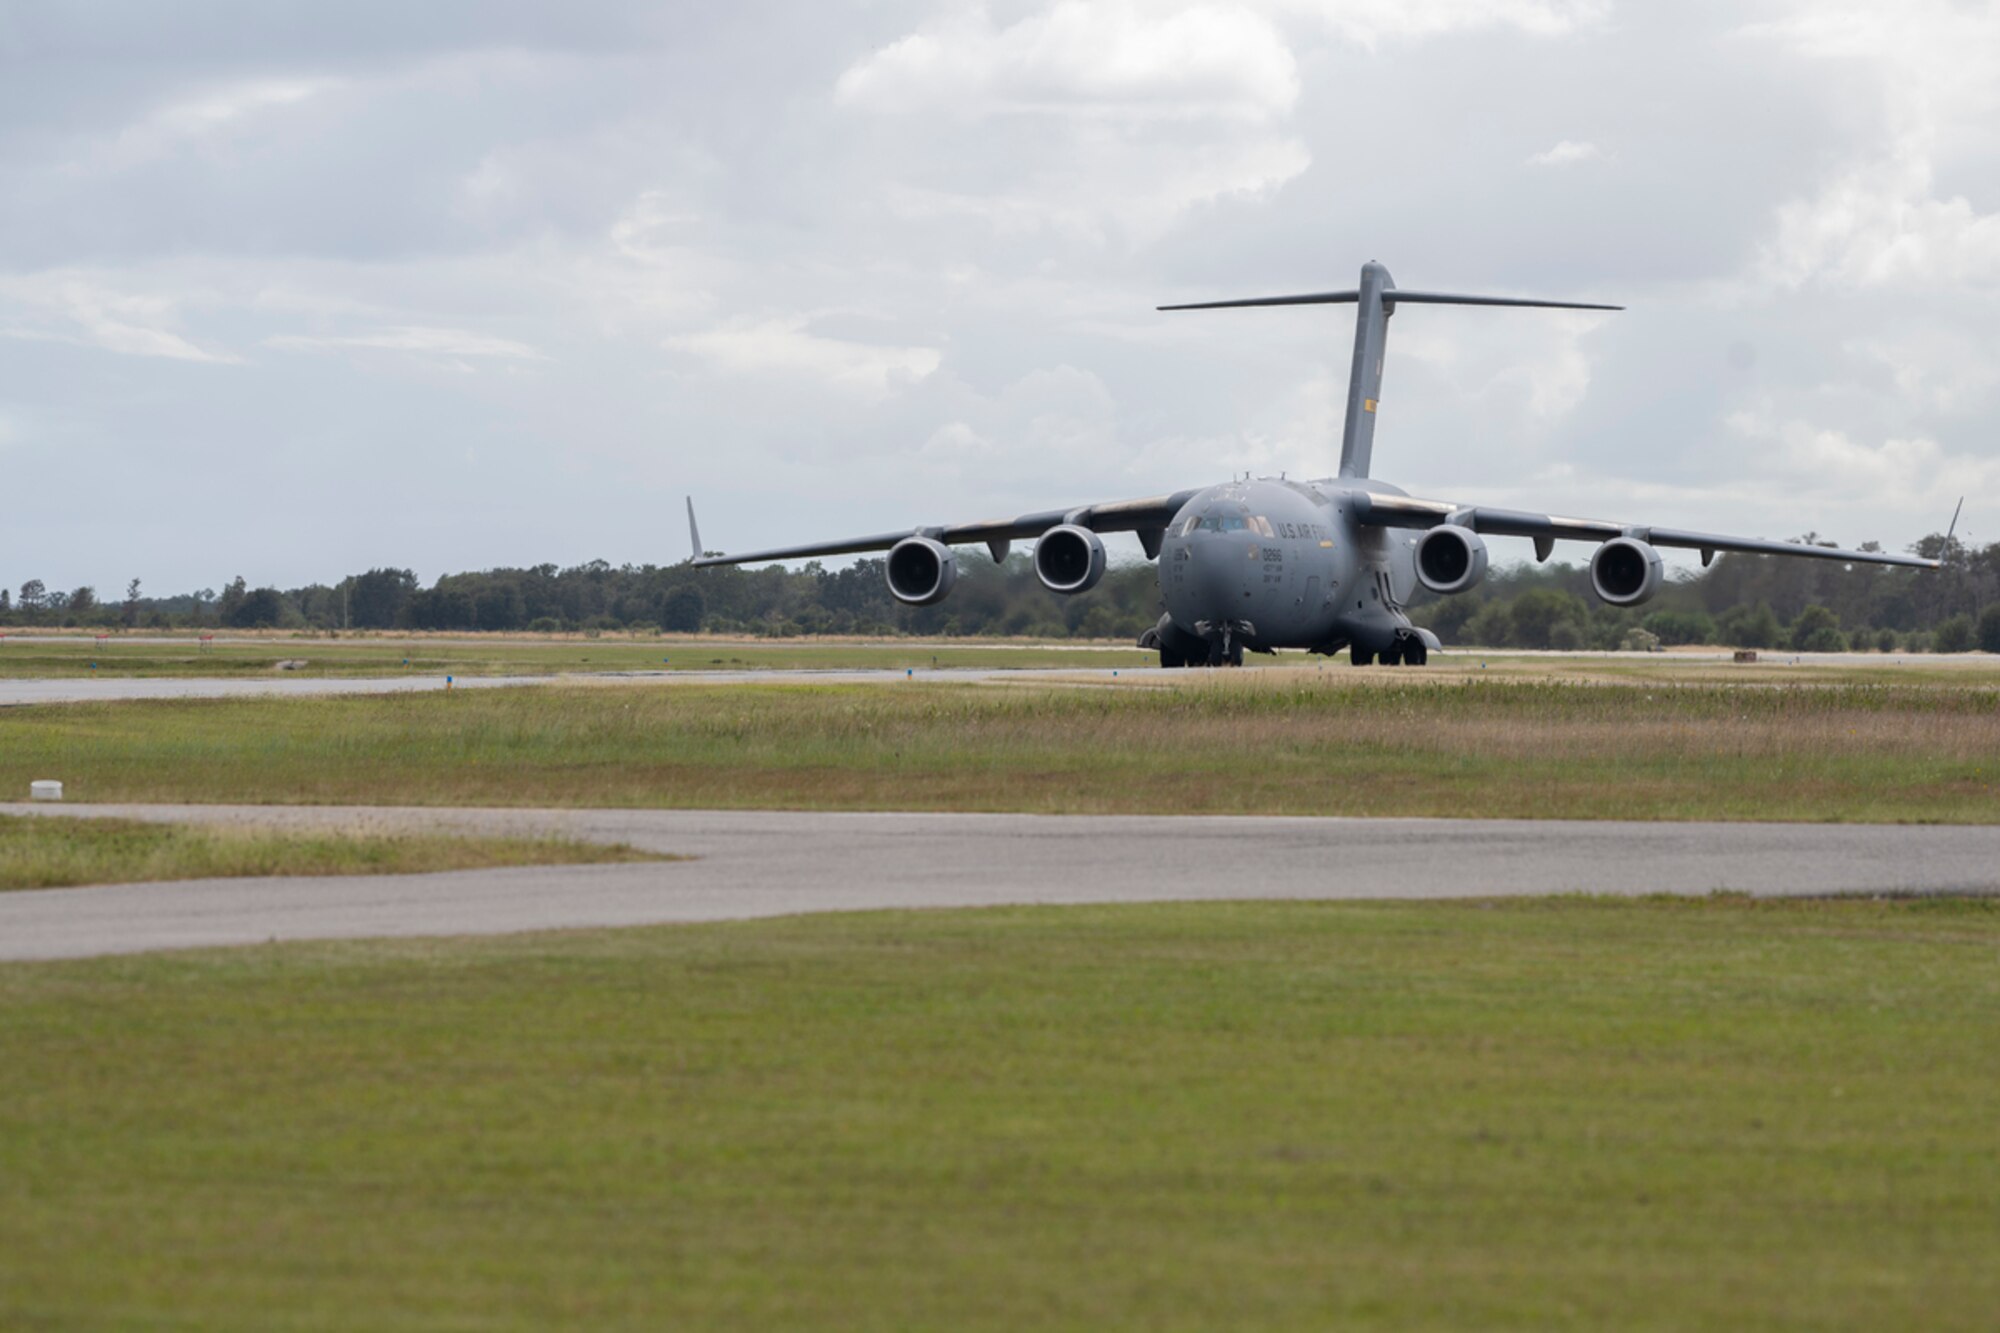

2,804,1995,961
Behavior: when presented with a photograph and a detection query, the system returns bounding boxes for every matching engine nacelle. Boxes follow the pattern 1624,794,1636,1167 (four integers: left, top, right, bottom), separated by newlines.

1034,524,1107,595
1414,525,1488,596
885,536,958,606
1590,537,1664,607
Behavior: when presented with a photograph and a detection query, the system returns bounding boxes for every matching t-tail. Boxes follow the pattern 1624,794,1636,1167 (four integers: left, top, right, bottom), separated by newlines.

1160,261,1621,479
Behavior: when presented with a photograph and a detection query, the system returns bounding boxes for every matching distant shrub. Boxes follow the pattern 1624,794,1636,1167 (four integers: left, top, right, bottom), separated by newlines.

1874,627,1898,653
1642,609,1716,645
1788,604,1841,652
1933,615,1975,653
1461,602,1513,647
527,617,562,634
1717,603,1780,649
1546,621,1585,651
1979,606,2000,654
1620,627,1661,652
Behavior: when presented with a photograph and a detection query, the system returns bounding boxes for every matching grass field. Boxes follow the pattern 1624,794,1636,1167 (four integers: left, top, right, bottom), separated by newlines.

0,813,662,890
0,632,1156,678
4,674,1998,820
2,897,1994,1330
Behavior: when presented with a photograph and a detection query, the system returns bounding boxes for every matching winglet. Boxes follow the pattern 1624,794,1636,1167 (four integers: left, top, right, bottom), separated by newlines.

1946,496,1964,547
686,497,704,563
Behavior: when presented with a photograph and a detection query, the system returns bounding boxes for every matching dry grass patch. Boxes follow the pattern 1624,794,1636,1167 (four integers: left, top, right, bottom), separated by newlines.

2,678,1997,820
0,813,666,890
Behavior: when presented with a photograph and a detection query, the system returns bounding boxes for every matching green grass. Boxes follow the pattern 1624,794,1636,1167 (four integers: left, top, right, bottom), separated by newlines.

0,632,1155,678
2,897,1995,1330
0,813,665,890
4,677,1999,820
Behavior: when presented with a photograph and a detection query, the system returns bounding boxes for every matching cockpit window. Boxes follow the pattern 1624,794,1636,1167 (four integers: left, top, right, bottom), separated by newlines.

1250,516,1276,538
1220,515,1249,531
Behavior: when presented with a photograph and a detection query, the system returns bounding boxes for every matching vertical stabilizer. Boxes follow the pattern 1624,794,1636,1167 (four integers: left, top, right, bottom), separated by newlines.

1339,261,1393,478
1158,266,1619,481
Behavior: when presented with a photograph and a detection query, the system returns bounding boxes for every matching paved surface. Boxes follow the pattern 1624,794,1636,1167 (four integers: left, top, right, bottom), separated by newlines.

3,804,1996,961
0,667,1150,706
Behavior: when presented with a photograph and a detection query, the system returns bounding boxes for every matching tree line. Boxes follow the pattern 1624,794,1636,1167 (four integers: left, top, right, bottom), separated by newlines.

4,529,1998,651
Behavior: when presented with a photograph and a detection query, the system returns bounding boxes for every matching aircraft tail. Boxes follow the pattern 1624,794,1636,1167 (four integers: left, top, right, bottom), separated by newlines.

1160,262,1620,480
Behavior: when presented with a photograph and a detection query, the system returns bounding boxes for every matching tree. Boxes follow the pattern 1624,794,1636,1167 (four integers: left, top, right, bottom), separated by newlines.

123,578,143,627
1979,605,2000,654
0,588,10,614
348,568,417,628
223,587,287,628
69,586,97,615
18,579,45,611
1934,614,1975,653
660,585,706,633
1461,601,1514,647
217,576,248,626
1643,609,1717,646
1788,604,1844,653
1508,588,1588,649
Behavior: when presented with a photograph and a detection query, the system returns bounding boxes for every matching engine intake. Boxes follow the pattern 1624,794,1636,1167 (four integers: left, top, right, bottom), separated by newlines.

1590,537,1663,607
1034,524,1107,595
1415,525,1488,595
885,536,958,606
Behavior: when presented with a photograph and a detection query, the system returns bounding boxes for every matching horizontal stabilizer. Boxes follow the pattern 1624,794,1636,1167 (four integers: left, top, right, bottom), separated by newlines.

1160,289,1620,312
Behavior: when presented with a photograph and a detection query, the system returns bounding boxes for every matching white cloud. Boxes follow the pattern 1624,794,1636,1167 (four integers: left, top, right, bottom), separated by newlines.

0,271,239,363
1526,139,1601,167
1273,0,1609,49
85,77,345,173
1725,407,2000,517
265,326,547,359
1743,2,2000,290
668,317,941,399
836,3,1299,122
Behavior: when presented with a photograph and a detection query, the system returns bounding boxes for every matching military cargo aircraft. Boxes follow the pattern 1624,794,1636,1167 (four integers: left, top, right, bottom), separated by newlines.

690,261,1939,666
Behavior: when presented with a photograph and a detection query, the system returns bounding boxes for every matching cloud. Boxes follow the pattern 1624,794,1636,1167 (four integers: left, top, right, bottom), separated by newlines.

1273,0,1610,49
0,270,240,363
1526,139,1601,167
1742,1,2000,291
1725,407,2000,518
836,3,1299,122
86,77,346,173
265,326,546,359
667,317,941,400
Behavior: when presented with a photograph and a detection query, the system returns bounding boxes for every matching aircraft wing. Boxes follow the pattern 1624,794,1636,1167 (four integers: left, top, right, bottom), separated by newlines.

690,489,1204,567
1350,493,1940,569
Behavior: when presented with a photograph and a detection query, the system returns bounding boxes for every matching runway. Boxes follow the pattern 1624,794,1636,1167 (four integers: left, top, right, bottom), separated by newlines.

3,803,1996,961
0,667,1125,706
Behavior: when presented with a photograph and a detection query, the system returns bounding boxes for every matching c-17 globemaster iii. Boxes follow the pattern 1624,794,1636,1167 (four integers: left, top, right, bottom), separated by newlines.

690,261,1939,666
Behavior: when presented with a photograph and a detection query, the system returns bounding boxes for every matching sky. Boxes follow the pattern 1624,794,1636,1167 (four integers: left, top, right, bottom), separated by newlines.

3,0,1998,596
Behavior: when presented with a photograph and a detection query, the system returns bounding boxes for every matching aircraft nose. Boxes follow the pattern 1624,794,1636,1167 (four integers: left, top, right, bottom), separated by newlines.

1185,530,1253,604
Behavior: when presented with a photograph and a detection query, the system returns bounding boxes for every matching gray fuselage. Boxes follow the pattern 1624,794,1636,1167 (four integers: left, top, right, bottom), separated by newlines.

1159,477,1423,656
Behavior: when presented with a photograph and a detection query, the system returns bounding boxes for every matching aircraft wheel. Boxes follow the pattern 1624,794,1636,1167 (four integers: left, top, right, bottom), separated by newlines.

1380,641,1403,666
1350,645,1374,667
1158,647,1182,668
1206,639,1227,667
1405,641,1428,666
1226,644,1244,668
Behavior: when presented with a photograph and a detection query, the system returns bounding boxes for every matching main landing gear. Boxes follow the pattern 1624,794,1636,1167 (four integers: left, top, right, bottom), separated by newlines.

1353,637,1428,667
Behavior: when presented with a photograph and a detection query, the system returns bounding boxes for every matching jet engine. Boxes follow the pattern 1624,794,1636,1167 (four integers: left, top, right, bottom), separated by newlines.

1590,536,1663,607
1034,524,1107,595
1414,525,1488,595
885,536,958,606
